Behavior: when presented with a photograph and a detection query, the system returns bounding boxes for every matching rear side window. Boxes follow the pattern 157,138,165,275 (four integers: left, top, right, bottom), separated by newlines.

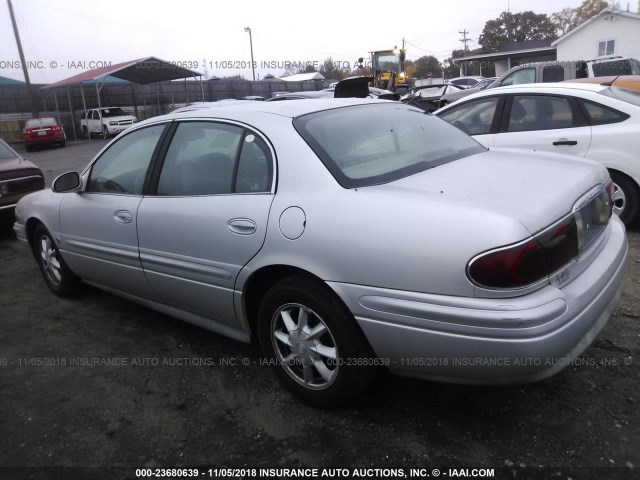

507,95,575,132
295,103,485,188
579,100,629,125
157,122,273,196
592,59,637,76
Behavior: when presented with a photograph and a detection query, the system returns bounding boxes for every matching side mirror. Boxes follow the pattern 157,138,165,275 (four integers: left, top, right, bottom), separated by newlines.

53,172,81,193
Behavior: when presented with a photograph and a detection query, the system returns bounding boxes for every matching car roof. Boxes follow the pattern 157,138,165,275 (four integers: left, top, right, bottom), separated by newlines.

147,98,391,124
486,82,609,94
437,81,640,113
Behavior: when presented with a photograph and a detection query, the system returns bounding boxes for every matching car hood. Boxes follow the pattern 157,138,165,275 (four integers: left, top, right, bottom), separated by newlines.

103,115,136,121
374,147,608,235
0,156,42,174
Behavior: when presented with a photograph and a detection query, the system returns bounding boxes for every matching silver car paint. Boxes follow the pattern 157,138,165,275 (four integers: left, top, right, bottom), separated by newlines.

13,99,627,383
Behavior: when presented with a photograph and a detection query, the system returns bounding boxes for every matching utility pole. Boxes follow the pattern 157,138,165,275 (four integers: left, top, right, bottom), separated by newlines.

7,0,38,118
459,29,470,51
244,27,256,82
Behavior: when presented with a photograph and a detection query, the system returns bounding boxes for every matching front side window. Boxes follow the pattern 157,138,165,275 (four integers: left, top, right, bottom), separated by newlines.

508,95,575,132
438,97,501,136
87,124,166,194
501,68,535,86
157,122,273,196
295,103,485,188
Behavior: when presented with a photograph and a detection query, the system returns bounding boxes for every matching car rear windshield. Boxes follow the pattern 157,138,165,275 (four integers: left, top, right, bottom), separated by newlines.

101,108,127,117
599,86,640,108
294,103,485,188
25,118,57,128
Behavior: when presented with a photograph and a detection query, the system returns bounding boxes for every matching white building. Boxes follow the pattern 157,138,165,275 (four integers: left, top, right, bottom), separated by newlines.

552,8,640,61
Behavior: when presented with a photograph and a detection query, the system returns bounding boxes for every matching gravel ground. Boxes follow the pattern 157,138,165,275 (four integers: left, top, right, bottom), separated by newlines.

0,141,638,480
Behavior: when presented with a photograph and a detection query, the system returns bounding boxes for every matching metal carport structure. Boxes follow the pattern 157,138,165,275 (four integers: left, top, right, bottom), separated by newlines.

41,56,204,140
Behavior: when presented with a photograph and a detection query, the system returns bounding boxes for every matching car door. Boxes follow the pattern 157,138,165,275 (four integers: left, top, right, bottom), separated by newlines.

436,95,504,147
136,121,275,327
59,123,168,299
88,110,100,134
492,94,592,157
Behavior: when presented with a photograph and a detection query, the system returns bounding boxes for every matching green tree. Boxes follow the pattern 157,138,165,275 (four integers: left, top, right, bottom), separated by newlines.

319,57,350,80
551,0,610,34
479,11,557,52
413,55,443,78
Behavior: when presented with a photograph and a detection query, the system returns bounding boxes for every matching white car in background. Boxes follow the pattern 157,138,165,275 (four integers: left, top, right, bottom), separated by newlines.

80,107,137,138
436,83,640,226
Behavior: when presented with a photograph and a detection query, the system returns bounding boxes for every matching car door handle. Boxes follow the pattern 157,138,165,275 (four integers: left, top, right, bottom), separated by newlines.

114,210,133,224
553,140,578,146
227,218,257,235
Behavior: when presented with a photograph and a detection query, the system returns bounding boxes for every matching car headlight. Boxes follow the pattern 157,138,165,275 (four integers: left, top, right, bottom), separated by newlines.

109,121,118,126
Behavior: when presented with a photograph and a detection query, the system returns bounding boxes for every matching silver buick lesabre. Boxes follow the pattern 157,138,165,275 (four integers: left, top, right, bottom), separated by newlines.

14,99,628,407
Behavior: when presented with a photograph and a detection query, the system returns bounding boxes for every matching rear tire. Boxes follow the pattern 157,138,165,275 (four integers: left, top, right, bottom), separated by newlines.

33,224,82,296
258,274,377,408
609,170,639,227
25,144,33,152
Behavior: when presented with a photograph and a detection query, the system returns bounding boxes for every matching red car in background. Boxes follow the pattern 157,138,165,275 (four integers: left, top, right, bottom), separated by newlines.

23,117,66,151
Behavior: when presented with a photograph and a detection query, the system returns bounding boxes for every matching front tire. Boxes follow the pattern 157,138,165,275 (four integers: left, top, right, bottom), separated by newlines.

258,274,377,408
102,125,110,139
609,170,639,227
33,224,82,296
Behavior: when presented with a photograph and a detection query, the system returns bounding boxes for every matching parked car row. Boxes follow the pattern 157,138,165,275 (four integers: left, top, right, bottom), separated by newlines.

12,98,628,407
435,82,640,227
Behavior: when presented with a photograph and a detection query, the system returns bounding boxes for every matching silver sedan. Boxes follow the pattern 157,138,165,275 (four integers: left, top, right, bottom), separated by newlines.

14,99,628,407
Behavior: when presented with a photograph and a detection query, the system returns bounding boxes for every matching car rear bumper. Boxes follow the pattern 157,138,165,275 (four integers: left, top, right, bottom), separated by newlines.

328,216,628,384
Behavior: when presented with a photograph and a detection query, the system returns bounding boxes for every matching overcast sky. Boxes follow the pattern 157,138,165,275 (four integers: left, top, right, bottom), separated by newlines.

0,0,614,84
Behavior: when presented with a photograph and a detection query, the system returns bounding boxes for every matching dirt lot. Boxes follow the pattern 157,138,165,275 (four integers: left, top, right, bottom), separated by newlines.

0,141,639,480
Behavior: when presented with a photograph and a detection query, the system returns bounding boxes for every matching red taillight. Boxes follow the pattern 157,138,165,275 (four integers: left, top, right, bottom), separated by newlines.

468,183,612,290
468,238,548,289
53,126,61,131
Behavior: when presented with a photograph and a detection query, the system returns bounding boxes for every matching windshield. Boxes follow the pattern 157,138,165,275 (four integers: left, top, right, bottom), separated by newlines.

0,142,18,160
599,86,640,108
101,108,127,117
25,118,57,128
294,103,486,188
374,53,399,73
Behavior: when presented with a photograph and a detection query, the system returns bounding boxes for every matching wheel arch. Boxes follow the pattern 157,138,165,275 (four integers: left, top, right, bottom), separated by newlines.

241,265,319,339
25,217,44,257
241,264,361,344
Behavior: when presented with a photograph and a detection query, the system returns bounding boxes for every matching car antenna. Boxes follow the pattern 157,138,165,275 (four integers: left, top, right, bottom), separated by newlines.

600,76,619,87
